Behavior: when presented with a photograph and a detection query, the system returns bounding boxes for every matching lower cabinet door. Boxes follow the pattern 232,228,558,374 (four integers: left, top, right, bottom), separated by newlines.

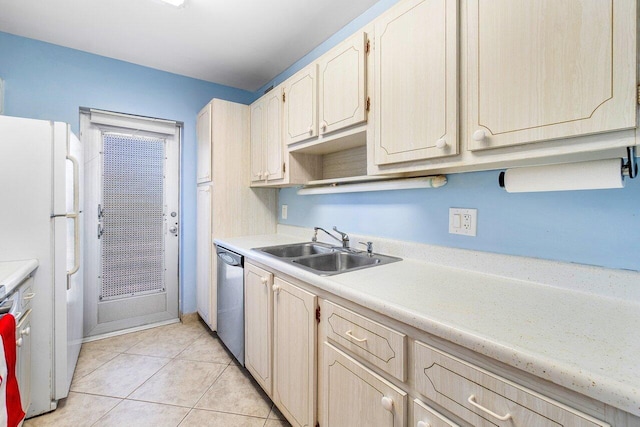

272,277,317,427
323,342,407,427
244,263,273,395
16,309,32,414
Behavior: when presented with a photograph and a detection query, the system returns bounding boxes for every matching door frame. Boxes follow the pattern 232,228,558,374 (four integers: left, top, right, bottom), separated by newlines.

80,108,183,338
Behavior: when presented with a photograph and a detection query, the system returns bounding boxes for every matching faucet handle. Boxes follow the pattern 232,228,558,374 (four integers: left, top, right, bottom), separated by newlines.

332,226,350,248
359,241,373,256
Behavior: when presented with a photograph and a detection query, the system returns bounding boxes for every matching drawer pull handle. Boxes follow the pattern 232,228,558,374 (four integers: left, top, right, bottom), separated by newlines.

23,293,36,300
468,395,512,421
345,330,367,343
381,396,394,412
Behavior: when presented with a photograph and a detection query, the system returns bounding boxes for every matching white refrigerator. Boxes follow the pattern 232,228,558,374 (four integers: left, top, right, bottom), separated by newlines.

0,115,83,417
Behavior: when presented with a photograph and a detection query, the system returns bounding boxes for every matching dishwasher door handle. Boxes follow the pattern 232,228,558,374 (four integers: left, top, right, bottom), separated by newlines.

217,252,240,266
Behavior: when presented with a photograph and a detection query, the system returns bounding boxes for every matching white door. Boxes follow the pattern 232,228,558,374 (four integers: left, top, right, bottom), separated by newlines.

81,111,180,337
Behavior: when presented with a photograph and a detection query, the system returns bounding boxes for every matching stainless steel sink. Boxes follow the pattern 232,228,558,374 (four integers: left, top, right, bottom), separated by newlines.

258,242,335,258
254,242,401,276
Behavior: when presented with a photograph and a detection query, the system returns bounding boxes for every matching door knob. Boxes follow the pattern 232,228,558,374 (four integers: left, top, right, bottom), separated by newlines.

381,396,394,412
472,129,486,141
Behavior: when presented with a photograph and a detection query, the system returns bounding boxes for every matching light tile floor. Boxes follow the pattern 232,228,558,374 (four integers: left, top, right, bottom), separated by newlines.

24,320,290,427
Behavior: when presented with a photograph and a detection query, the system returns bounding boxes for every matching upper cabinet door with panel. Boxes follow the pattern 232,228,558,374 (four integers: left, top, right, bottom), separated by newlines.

265,89,284,181
196,103,212,183
467,0,637,151
284,64,318,145
250,99,265,182
318,32,369,136
374,0,459,165
251,89,284,183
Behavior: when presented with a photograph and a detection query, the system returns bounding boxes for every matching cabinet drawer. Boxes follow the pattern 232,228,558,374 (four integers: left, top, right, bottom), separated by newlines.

324,300,406,381
413,399,459,427
323,342,407,427
414,341,608,427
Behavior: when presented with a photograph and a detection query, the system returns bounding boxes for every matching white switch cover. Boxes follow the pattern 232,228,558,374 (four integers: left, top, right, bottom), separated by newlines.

449,208,477,236
281,204,288,220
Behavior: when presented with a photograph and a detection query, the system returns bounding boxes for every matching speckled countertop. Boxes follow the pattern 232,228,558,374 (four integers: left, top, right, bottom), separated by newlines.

215,233,640,417
0,259,38,298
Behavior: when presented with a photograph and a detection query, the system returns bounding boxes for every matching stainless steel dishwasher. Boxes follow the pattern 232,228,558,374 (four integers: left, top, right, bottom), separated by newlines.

216,245,245,366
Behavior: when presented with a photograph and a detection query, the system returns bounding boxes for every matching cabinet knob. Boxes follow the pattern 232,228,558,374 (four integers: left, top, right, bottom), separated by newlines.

308,125,314,135
272,284,281,294
435,138,447,149
16,337,23,347
261,277,268,286
417,422,431,427
320,121,327,133
21,326,30,336
381,396,394,412
472,129,486,141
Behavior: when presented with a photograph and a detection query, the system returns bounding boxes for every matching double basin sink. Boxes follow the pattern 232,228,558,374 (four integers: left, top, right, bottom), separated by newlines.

254,242,401,276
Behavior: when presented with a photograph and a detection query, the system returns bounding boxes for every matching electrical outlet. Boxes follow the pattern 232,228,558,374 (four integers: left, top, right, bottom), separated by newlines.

281,204,288,220
449,208,477,236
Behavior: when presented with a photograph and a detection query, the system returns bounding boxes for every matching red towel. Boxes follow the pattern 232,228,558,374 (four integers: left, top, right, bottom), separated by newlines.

0,314,25,427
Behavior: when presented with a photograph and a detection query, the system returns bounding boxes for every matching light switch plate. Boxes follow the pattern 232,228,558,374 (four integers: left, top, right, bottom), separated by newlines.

281,204,288,220
449,208,477,236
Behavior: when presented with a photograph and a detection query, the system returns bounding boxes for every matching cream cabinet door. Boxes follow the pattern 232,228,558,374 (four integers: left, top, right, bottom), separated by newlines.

284,64,318,145
244,262,273,395
323,343,406,427
273,277,317,427
467,0,636,151
250,99,265,183
196,103,212,183
318,32,368,136
264,90,284,181
16,309,32,414
196,184,213,329
374,0,458,165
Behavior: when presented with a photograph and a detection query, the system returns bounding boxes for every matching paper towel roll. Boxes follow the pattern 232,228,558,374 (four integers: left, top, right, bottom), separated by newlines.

502,159,624,193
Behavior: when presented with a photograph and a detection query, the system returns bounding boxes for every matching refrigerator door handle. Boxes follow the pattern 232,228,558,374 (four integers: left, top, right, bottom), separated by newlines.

66,152,80,289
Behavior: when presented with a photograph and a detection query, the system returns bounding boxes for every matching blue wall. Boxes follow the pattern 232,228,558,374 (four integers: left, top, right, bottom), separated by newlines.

0,31,254,314
279,171,640,271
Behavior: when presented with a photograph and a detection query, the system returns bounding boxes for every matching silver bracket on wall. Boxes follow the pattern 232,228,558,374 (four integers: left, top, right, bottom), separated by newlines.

623,146,638,179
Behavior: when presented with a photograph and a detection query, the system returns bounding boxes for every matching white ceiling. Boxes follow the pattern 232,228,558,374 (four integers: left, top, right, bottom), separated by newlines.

0,0,379,91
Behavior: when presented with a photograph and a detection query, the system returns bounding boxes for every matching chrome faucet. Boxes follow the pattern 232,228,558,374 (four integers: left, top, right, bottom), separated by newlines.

359,241,374,257
332,226,350,248
312,226,350,249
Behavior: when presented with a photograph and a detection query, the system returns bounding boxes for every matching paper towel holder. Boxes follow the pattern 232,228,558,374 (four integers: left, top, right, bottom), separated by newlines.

622,146,637,179
499,146,637,190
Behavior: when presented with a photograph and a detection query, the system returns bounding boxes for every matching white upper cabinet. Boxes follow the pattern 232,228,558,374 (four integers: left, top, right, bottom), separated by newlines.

251,89,284,183
265,91,284,181
196,103,212,183
283,64,318,145
318,32,369,136
373,0,459,166
250,100,265,182
467,0,637,151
